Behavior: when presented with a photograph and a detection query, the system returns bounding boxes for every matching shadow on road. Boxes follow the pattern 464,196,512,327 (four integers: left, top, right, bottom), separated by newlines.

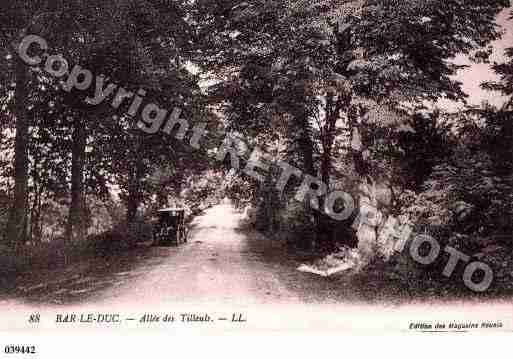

2,203,506,307
0,244,181,306
239,229,407,305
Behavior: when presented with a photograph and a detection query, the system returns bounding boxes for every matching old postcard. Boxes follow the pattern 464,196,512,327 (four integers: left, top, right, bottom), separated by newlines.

0,1,512,347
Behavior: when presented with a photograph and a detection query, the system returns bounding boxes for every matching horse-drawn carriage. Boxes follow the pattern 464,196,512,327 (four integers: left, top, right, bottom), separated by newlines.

152,208,187,246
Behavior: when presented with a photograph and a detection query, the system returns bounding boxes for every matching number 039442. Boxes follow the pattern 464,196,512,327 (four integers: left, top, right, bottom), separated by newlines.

4,346,36,355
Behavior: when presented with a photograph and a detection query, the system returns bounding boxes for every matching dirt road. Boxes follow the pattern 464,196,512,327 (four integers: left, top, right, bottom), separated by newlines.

2,203,376,308
97,203,304,306
3,203,512,332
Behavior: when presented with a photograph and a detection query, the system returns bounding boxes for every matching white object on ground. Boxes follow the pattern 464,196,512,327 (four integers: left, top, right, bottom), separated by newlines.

243,206,257,224
297,247,362,277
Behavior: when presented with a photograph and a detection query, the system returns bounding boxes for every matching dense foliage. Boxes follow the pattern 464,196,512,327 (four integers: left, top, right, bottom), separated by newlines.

0,1,511,295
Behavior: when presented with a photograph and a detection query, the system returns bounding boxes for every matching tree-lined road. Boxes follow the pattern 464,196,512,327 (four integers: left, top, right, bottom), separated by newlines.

2,204,378,308
98,203,302,306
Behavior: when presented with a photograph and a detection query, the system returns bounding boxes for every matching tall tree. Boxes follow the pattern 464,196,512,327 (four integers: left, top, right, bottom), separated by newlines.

193,0,510,251
0,0,64,245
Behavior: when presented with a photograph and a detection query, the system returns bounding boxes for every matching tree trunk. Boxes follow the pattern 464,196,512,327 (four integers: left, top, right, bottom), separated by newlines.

317,93,344,251
126,136,144,224
32,188,43,242
348,106,383,264
6,57,29,246
67,118,87,241
126,168,143,224
157,189,168,209
296,112,320,250
126,191,138,224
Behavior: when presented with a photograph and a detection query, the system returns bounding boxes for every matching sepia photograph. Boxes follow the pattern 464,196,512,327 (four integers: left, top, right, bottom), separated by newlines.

0,0,512,345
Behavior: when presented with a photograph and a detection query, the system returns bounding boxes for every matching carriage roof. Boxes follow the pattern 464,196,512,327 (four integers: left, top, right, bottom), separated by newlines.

157,207,185,214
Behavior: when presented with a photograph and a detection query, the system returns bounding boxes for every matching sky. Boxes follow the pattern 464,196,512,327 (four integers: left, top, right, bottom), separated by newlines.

445,8,512,110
